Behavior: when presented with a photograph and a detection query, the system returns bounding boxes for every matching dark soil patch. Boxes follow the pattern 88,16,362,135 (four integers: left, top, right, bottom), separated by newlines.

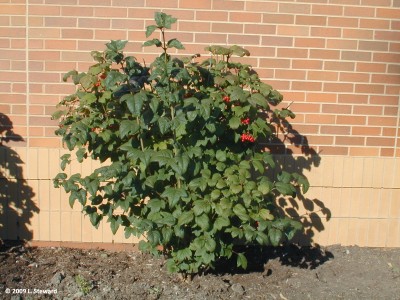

1,241,399,299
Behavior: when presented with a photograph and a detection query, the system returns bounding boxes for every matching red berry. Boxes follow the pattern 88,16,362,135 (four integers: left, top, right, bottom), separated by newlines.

95,81,101,87
99,73,107,79
223,96,230,103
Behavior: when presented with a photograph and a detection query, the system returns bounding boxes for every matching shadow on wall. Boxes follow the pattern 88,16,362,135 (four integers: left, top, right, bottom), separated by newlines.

0,113,38,243
266,120,331,246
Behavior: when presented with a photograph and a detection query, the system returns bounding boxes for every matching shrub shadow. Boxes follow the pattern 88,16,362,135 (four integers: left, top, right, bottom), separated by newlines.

0,113,38,244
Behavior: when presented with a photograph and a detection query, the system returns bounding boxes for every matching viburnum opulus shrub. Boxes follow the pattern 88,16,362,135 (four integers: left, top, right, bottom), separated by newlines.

53,13,309,275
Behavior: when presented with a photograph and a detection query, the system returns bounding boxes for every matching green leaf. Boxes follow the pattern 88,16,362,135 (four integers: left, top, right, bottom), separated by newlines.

215,150,226,162
195,214,209,230
177,211,194,226
237,253,248,269
143,38,162,47
76,148,86,163
119,120,140,138
269,228,282,246
214,216,230,230
257,181,271,195
158,117,171,135
259,208,274,221
124,91,146,116
193,200,210,216
106,40,128,51
249,93,268,108
275,182,296,196
228,116,241,129
233,204,249,221
161,187,187,207
167,38,185,50
63,70,78,82
145,25,158,38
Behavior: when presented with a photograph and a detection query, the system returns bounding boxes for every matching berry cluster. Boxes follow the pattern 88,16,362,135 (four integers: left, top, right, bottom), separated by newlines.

241,133,255,143
241,118,250,125
223,95,230,103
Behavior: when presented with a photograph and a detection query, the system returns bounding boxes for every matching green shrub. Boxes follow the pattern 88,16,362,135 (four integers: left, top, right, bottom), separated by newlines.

53,12,309,276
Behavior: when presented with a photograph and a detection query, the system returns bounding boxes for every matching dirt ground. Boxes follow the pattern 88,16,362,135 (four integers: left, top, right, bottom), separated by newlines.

0,241,399,300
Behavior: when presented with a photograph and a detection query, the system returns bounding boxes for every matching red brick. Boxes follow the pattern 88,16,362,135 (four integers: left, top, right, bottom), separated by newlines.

340,72,370,83
308,71,338,82
278,48,308,58
307,135,334,145
322,104,352,114
325,82,354,93
353,105,383,116
350,147,380,156
355,84,385,94
337,115,366,125
78,18,110,29
352,126,381,136
320,125,351,135
384,106,399,116
29,51,60,61
211,23,243,34
344,6,375,17
94,7,127,18
196,11,228,22
230,12,262,23
325,61,355,71
261,35,293,47
295,15,326,26
111,19,144,30
95,30,128,40
29,5,60,15
306,92,337,103
376,8,400,19
311,27,341,38
386,85,400,95
11,16,25,26
179,21,210,33
359,41,389,52
372,74,400,85
336,136,365,146
305,114,336,124
246,1,278,12
30,138,60,148
296,60,324,70
195,33,227,44
179,0,211,9
380,148,395,157
45,39,76,50
312,4,343,16
212,0,244,10
263,13,294,24
0,72,25,82
259,58,290,68
128,8,157,19
0,27,25,37
277,25,309,37
245,24,276,35
368,116,397,127
328,17,358,28
375,32,400,44
318,146,348,155
327,39,357,50
356,62,386,73
343,29,373,39
62,28,92,39
0,4,25,15
310,49,340,60
382,127,397,137
342,51,372,62
366,137,395,147
292,81,322,91
279,3,310,14
275,69,306,80
295,38,325,48
390,42,400,52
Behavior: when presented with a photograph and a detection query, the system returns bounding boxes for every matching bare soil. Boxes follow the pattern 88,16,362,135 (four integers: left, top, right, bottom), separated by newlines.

0,241,399,300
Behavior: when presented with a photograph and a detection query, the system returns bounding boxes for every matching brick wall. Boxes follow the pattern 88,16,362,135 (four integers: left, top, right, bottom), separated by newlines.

1,0,399,156
0,0,400,246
